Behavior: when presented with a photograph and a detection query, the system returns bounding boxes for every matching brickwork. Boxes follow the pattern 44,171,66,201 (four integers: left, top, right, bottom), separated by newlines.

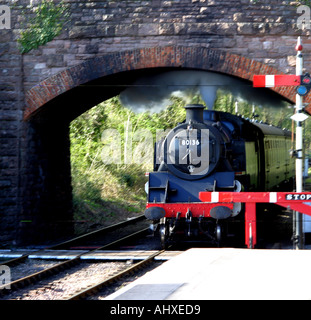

1,0,310,244
24,47,303,120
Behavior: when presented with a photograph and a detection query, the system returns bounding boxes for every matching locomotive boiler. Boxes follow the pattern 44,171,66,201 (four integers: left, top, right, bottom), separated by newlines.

145,104,295,248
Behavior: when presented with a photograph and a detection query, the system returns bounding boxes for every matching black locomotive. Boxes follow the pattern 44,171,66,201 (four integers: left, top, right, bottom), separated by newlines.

145,104,295,248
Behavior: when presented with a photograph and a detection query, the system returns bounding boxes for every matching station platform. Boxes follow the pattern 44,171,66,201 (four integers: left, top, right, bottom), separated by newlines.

105,248,311,300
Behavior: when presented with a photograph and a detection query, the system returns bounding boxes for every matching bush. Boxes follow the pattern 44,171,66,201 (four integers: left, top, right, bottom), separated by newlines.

18,0,70,54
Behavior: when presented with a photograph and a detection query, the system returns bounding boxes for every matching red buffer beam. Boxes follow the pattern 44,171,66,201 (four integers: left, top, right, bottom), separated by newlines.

253,75,301,87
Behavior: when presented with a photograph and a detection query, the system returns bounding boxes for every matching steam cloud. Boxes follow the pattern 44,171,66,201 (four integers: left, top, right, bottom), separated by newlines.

119,70,288,113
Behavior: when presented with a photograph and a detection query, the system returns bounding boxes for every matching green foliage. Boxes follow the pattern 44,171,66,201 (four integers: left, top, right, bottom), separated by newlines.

214,89,294,131
70,96,186,175
17,0,70,54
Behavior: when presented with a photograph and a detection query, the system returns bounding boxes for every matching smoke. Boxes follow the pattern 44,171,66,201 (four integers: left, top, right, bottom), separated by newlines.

119,70,288,113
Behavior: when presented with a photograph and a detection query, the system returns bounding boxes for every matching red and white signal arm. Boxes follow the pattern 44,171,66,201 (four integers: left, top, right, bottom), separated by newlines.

253,75,301,88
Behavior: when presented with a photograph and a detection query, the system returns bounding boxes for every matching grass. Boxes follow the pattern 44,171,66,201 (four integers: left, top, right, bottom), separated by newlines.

71,164,149,235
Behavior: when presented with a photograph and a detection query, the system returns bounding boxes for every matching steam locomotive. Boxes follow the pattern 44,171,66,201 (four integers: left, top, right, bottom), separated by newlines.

145,104,295,248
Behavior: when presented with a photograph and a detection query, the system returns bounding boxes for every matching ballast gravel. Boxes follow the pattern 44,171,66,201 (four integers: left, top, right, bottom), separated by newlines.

1,260,130,300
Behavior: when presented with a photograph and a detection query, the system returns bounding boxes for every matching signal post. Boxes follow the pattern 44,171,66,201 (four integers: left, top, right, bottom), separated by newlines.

252,37,310,249
294,37,304,249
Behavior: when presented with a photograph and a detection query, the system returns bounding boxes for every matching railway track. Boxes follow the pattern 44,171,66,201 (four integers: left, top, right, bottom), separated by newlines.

66,250,164,300
0,215,172,299
0,250,169,300
1,214,149,267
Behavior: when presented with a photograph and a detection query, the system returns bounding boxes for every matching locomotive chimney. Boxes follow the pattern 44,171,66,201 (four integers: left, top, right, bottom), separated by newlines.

184,104,205,123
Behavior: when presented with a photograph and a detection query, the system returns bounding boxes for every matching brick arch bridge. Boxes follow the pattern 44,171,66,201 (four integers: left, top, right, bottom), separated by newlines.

2,0,311,244
24,46,303,120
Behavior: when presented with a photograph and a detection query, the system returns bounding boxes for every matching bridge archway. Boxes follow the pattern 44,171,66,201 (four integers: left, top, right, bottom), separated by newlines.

20,46,299,244
24,46,300,120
